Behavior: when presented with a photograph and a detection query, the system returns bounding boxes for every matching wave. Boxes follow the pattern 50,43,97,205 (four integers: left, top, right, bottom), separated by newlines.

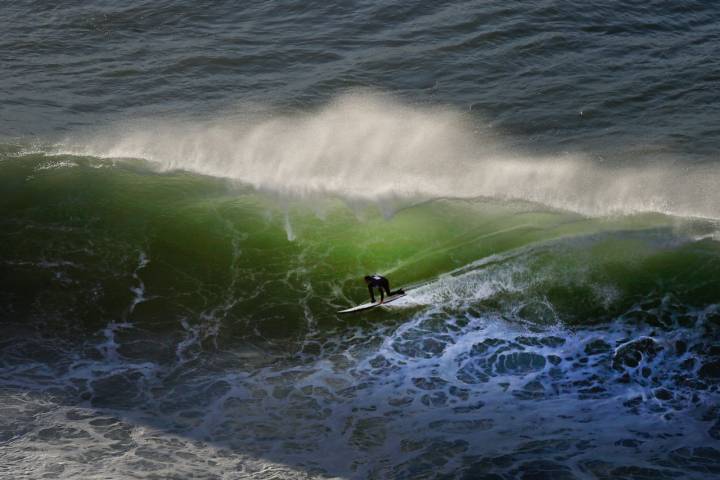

55,92,720,219
2,147,719,338
2,146,720,478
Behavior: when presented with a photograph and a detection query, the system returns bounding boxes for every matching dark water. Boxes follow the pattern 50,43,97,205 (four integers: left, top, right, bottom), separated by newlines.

2,1,720,479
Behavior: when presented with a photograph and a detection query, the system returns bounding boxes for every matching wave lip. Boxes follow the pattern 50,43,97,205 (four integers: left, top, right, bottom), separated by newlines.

57,93,720,220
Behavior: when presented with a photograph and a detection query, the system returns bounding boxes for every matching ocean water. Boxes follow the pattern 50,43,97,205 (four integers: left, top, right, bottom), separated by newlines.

2,1,720,479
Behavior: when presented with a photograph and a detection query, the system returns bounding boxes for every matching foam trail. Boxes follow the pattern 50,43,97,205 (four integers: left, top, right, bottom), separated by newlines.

61,93,720,219
281,210,296,242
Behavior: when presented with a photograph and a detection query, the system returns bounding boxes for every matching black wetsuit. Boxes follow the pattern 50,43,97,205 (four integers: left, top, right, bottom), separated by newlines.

366,274,392,303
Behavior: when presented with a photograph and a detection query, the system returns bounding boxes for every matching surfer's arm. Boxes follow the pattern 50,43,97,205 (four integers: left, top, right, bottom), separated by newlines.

368,285,375,303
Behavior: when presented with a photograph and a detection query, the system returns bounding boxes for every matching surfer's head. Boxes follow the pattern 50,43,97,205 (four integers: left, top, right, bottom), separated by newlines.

364,275,372,284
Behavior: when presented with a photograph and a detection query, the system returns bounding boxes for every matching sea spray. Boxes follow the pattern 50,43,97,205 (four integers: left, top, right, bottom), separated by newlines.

59,93,720,219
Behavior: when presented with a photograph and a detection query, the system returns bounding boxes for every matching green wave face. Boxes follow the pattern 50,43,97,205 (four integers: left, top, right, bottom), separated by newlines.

3,152,719,346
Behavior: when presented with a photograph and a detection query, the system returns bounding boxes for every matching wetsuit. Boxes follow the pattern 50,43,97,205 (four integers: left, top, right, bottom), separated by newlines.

366,274,392,303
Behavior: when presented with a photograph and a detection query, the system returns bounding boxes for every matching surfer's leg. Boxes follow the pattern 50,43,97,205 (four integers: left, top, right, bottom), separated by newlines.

381,278,391,296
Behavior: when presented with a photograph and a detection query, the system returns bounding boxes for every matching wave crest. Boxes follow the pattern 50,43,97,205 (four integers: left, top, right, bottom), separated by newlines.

60,92,720,219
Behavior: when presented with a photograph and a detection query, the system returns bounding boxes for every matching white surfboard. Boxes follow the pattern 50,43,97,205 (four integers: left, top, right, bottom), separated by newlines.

337,292,406,315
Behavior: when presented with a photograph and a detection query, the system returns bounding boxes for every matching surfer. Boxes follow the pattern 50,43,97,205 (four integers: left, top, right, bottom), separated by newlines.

364,274,404,303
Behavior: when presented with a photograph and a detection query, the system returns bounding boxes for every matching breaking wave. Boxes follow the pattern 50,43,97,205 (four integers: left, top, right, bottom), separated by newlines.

57,93,720,219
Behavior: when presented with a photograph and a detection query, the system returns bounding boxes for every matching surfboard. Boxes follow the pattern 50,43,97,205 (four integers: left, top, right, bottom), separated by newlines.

337,292,406,315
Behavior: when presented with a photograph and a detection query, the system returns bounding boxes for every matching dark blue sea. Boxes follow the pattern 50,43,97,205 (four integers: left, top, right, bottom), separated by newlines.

2,1,720,479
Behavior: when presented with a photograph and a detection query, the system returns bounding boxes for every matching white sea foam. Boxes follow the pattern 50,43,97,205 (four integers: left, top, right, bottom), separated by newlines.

34,159,78,171
57,93,720,219
2,279,717,479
